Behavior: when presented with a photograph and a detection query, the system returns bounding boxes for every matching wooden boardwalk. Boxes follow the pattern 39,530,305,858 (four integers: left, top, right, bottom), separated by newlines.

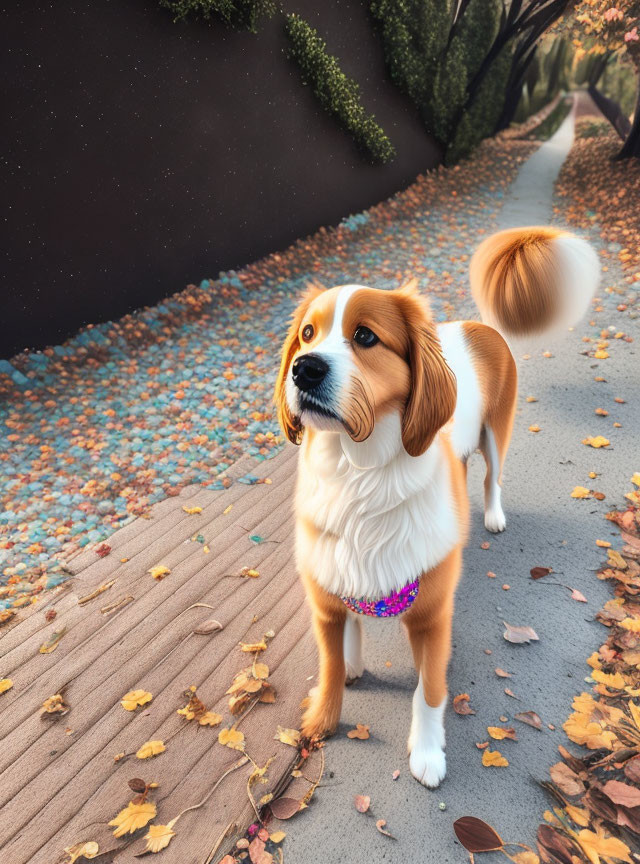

0,446,320,864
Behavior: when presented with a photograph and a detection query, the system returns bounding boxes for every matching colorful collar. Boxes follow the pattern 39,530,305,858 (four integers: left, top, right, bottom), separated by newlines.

340,578,420,617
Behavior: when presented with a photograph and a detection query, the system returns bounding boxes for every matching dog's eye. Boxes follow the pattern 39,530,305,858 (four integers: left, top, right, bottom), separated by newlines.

354,326,379,347
301,324,314,343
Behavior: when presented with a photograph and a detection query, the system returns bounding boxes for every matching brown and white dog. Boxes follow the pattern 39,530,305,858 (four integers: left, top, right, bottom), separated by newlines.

274,226,599,787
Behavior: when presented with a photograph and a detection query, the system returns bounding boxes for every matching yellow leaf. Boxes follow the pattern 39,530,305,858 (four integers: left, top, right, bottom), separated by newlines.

487,726,513,740
0,678,13,695
620,618,640,632
252,662,269,679
39,627,67,653
582,436,610,448
143,820,177,853
528,425,541,433
136,740,166,759
270,831,286,843
223,504,233,515
199,711,222,727
571,486,591,499
591,669,626,689
607,549,627,569
563,712,615,750
593,349,609,359
41,693,69,716
525,396,537,403
595,539,611,548
482,748,509,767
108,801,156,837
576,827,632,864
275,726,300,747
64,841,100,863
565,804,590,827
148,565,171,580
121,689,153,711
240,641,268,653
629,701,640,731
586,652,601,670
218,727,245,750
631,473,640,488
182,506,202,515
512,853,540,864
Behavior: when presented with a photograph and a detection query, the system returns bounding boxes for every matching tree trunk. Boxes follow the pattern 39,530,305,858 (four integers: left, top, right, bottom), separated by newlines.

614,83,640,160
588,83,632,141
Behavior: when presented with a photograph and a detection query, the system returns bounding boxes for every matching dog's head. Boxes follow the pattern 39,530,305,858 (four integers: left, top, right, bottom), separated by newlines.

274,281,457,457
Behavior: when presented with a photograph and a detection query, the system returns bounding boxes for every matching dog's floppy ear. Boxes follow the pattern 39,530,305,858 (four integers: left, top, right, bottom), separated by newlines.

394,280,457,457
274,283,323,445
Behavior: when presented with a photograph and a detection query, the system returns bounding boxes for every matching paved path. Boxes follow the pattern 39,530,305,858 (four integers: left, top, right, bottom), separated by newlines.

282,98,640,862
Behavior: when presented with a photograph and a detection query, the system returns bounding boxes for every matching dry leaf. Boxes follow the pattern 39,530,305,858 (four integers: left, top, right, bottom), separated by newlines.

512,853,540,864
193,619,223,635
570,588,587,603
121,690,153,711
136,740,165,759
601,779,640,808
78,579,116,605
514,711,542,730
199,711,222,727
269,797,301,820
354,794,370,813
487,726,517,740
109,801,157,837
270,831,286,843
572,486,591,499
64,841,100,863
503,622,539,644
549,762,585,796
0,678,13,695
142,820,177,854
182,506,202,514
582,436,610,448
576,827,631,864
346,723,370,739
41,692,69,717
495,668,512,678
252,662,269,679
376,819,396,839
275,726,300,747
453,816,504,852
530,566,552,579
218,727,245,750
453,693,475,715
482,748,509,767
148,565,171,580
39,627,67,654
241,641,268,653
529,425,541,432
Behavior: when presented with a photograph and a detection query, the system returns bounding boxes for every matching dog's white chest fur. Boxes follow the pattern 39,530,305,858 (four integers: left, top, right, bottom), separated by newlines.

295,414,459,598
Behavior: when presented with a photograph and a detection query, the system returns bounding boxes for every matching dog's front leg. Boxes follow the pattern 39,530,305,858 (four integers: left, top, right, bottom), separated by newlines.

300,574,347,740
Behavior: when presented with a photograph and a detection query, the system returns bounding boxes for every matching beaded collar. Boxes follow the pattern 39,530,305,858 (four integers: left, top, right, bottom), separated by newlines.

340,578,420,618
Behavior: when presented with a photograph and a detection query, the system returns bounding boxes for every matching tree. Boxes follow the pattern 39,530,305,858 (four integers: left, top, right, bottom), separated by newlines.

554,0,640,158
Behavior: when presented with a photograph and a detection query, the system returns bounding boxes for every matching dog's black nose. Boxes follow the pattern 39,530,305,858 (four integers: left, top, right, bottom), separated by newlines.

292,354,329,391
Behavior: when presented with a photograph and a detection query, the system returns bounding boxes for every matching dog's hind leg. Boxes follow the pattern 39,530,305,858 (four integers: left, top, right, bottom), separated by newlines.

343,614,364,683
480,425,506,533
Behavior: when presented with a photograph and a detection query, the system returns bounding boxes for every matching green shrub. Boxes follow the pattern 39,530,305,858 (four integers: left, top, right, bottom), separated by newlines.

160,0,275,32
284,13,396,163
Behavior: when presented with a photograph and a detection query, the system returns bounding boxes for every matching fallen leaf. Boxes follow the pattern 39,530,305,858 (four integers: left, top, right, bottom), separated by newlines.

199,711,223,727
269,830,286,843
549,762,585,796
529,425,541,433
269,797,301,820
182,506,203,515
95,543,111,558
495,668,512,678
530,566,552,579
453,816,504,852
572,486,591,499
601,779,640,808
453,693,475,715
526,396,538,403
487,726,517,740
514,711,542,730
193,618,223,635
109,801,156,837
511,853,540,864
347,723,370,739
582,436,610,449
0,678,13,694
141,820,177,854
392,769,400,780
252,662,269,679
136,740,166,759
376,819,396,839
570,588,588,603
576,827,631,864
218,727,245,750
275,726,300,747
41,693,69,717
148,565,170,580
504,688,519,699
78,579,116,605
596,540,611,548
64,841,100,863
39,627,67,653
354,794,370,813
503,622,539,644
482,748,509,767
241,641,268,653
121,690,152,711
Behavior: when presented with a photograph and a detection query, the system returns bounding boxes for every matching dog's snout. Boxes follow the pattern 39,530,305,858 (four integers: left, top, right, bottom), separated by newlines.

292,354,329,391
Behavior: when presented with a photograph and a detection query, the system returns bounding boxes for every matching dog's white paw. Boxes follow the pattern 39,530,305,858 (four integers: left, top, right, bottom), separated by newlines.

409,742,447,788
345,658,364,683
484,505,506,533
343,616,364,683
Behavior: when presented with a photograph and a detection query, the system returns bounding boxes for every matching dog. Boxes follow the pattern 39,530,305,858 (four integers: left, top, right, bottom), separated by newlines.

274,226,599,787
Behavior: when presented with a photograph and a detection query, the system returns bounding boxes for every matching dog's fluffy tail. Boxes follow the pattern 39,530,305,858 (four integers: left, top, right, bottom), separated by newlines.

470,226,599,340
